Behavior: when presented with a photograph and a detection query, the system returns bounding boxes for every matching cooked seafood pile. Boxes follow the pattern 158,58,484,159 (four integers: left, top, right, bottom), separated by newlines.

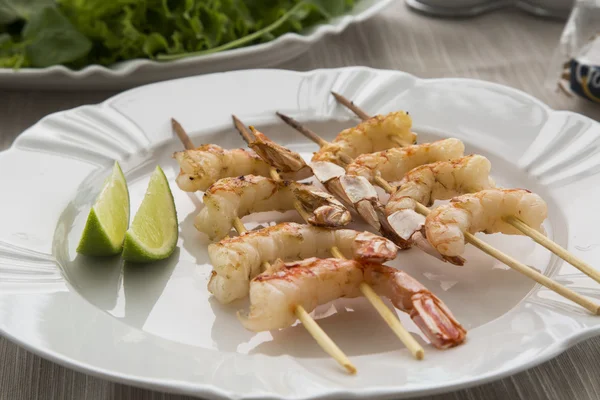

171,93,599,374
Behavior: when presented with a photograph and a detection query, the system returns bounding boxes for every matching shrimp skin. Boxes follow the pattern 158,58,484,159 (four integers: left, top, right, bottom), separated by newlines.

346,138,465,185
425,189,548,257
312,112,416,165
195,175,351,241
364,264,467,349
247,128,313,180
291,184,352,228
207,223,397,304
239,258,467,349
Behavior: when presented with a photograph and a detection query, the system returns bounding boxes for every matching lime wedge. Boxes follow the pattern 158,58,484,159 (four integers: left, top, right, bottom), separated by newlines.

122,166,178,263
77,161,130,256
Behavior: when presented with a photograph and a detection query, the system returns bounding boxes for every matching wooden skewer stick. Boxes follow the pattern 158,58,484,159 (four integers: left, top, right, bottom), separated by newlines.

329,94,600,314
468,234,600,314
276,112,329,148
172,118,357,374
171,118,196,151
411,202,600,314
331,91,370,121
294,306,357,374
232,115,425,360
330,247,424,360
504,216,600,285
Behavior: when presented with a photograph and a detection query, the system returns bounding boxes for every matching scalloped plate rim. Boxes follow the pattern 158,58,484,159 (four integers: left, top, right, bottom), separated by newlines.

1,66,600,399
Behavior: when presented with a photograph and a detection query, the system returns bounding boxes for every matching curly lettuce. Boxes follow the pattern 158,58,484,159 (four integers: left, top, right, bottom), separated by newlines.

0,0,354,69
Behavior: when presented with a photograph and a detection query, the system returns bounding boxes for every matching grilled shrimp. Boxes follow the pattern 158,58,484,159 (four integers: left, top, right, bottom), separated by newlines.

173,144,312,192
195,175,351,241
346,138,465,185
311,161,464,265
385,155,495,242
208,223,398,303
386,155,495,214
239,258,467,349
425,189,547,257
312,112,416,165
174,144,272,192
245,127,313,180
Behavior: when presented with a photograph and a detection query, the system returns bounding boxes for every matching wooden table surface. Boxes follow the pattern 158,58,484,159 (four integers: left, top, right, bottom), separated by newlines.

1,3,600,399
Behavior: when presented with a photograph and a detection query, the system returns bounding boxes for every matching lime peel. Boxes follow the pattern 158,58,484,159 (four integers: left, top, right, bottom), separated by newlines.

77,161,130,256
122,165,178,263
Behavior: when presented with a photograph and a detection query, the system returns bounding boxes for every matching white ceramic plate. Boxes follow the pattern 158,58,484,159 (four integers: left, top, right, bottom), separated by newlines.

1,67,600,400
0,0,391,91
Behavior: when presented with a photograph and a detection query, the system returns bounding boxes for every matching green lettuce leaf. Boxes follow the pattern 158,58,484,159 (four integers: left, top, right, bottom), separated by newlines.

23,6,92,67
0,0,355,69
0,0,54,25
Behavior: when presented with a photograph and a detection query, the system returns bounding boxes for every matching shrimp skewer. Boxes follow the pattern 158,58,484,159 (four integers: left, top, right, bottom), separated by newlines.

240,257,467,349
172,119,311,192
208,222,397,303
195,175,350,241
172,119,356,374
310,111,416,164
279,113,465,266
233,117,426,360
425,189,546,257
331,92,600,314
173,143,271,192
385,155,495,242
346,138,466,186
386,155,495,215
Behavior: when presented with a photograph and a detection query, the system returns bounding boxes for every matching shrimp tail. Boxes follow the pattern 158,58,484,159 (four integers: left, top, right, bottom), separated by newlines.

410,292,467,349
384,210,466,265
376,207,413,249
292,185,352,228
248,128,313,179
339,175,383,231
413,229,466,266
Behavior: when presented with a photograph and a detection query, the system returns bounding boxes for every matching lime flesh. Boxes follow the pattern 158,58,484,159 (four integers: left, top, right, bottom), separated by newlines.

122,166,178,263
77,162,130,256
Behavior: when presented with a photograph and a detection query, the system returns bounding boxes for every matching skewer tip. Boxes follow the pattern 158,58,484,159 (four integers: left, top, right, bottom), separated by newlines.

415,349,425,360
231,114,254,144
231,114,245,131
330,91,343,100
330,91,370,121
275,111,291,122
344,363,358,375
171,117,195,150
